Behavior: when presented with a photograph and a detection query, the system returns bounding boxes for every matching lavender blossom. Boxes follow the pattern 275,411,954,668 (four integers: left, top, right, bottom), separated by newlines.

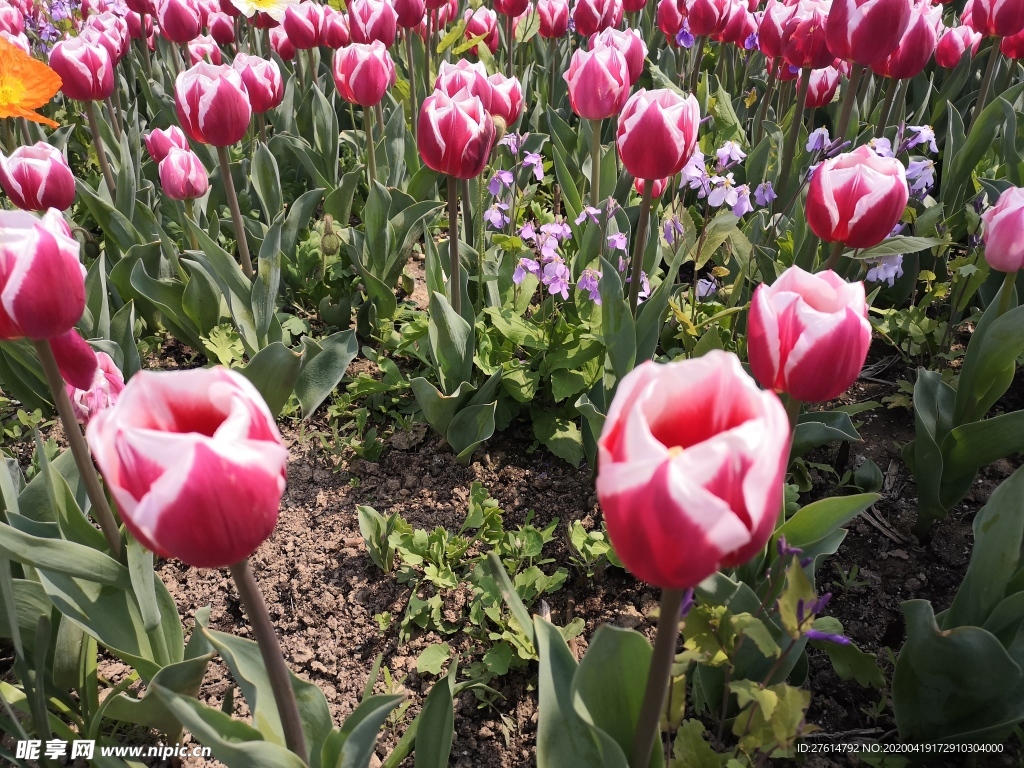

754,181,777,207
906,125,938,154
488,169,514,197
865,254,904,286
716,140,746,169
806,127,831,154
523,152,544,181
513,257,540,284
484,202,510,230
607,232,628,251
577,268,602,303
542,257,571,299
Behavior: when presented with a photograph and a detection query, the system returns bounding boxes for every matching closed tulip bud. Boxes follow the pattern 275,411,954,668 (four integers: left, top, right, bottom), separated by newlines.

51,328,100,391
0,3,24,34
159,147,209,200
590,27,648,84
463,7,499,54
436,59,493,111
417,89,496,179
487,73,524,125
252,11,280,27
716,0,757,46
596,352,790,590
1002,28,1024,57
781,0,833,69
49,38,115,102
564,43,631,120
805,64,840,106
156,0,202,42
208,10,236,42
394,0,425,26
871,0,940,79
657,0,685,43
218,0,240,15
827,0,913,65
144,125,190,163
573,0,623,37
538,0,570,37
805,145,908,248
321,7,350,45
758,0,792,58
495,0,530,15
981,187,1024,272
175,61,252,146
85,12,130,61
198,0,219,26
687,0,731,36
617,88,701,180
332,41,396,106
127,10,155,39
748,266,870,402
348,0,398,46
0,143,76,212
0,209,86,342
624,0,646,11
935,24,981,67
188,33,223,63
232,53,283,113
634,176,668,197
66,350,125,425
126,0,156,14
85,367,289,569
969,0,1024,37
283,1,325,48
269,25,295,59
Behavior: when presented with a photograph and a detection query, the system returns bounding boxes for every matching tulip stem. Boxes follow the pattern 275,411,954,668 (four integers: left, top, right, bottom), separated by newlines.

306,49,316,89
31,339,122,561
689,37,706,94
183,199,200,252
995,269,1018,318
629,588,685,768
969,38,1001,135
589,119,602,208
547,37,557,104
874,77,898,139
140,25,152,80
823,240,845,272
629,182,655,314
364,107,377,188
505,13,514,78
776,67,811,210
228,559,308,764
105,96,123,142
752,63,777,146
783,393,802,431
216,145,254,280
405,32,418,136
257,113,268,145
834,64,864,143
447,175,462,315
85,101,117,199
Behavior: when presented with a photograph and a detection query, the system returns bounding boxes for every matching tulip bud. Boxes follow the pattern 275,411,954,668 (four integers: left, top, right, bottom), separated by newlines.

624,0,646,11
159,147,210,200
496,0,530,15
826,0,913,65
175,61,252,146
84,11,130,62
126,0,156,14
486,73,524,125
269,26,295,59
596,352,790,590
747,266,871,402
0,143,76,212
590,27,649,84
573,0,624,37
686,0,730,37
657,0,685,44
934,24,981,67
871,0,940,79
127,10,155,39
66,350,125,425
981,186,1024,273
0,209,86,342
348,0,398,46
716,0,756,46
231,53,284,113
805,145,909,248
805,65,840,107
537,0,570,37
617,88,701,180
320,6,351,46
252,10,280,27
780,0,833,70
51,328,100,391
436,59,493,110
321,214,341,256
969,0,1024,37
208,10,236,43
417,88,496,179
144,125,190,163
1002,28,1024,57
188,33,223,64
564,43,632,120
218,0,240,16
332,41,396,107
463,7,500,54
0,3,25,34
156,0,203,42
758,0,791,57
283,1,325,48
49,38,115,102
85,367,289,569
634,177,668,197
394,0,425,27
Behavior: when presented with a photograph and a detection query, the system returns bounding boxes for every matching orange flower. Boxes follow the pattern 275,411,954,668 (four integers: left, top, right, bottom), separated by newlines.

0,37,62,128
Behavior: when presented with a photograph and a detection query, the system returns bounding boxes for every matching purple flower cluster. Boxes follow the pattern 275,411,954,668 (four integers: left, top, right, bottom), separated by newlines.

513,219,577,299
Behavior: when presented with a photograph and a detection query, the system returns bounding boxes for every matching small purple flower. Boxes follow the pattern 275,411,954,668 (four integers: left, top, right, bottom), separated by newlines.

716,140,746,170
754,181,776,207
538,233,560,261
519,221,537,242
866,253,904,286
675,19,695,48
743,31,758,50
513,257,540,284
607,232,628,251
906,125,938,155
663,216,685,245
867,137,894,158
708,173,738,208
484,202,510,230
575,206,601,225
627,271,651,301
732,184,753,216
523,152,544,181
696,278,717,299
499,132,523,156
806,629,851,645
487,169,514,197
679,588,696,618
577,268,602,304
806,127,831,154
906,158,935,197
776,535,803,558
681,151,710,198
542,257,571,299
541,220,572,240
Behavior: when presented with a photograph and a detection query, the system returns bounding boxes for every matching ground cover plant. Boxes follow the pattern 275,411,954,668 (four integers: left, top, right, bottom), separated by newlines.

1,0,1024,763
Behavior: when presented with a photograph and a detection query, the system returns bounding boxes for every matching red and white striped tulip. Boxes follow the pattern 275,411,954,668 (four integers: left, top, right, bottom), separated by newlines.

805,145,909,248
348,0,398,45
158,147,210,200
573,0,624,37
826,0,913,65
657,0,685,44
208,10,236,43
969,0,1024,37
175,62,252,146
269,26,296,59
686,0,730,36
747,266,871,402
49,38,115,102
436,59,493,110
935,24,981,66
495,0,530,16
85,367,289,569
538,0,570,37
188,33,223,64
780,0,833,70
596,352,790,590
283,1,325,48
144,125,190,163
487,73,524,125
417,89,496,179
0,143,76,212
805,64,841,107
332,41,396,107
463,6,500,54
871,0,940,79
590,27,648,84
564,43,631,120
981,186,1024,273
156,0,203,42
0,2,25,34
232,54,284,113
66,350,125,426
394,0,426,26
617,88,701,180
